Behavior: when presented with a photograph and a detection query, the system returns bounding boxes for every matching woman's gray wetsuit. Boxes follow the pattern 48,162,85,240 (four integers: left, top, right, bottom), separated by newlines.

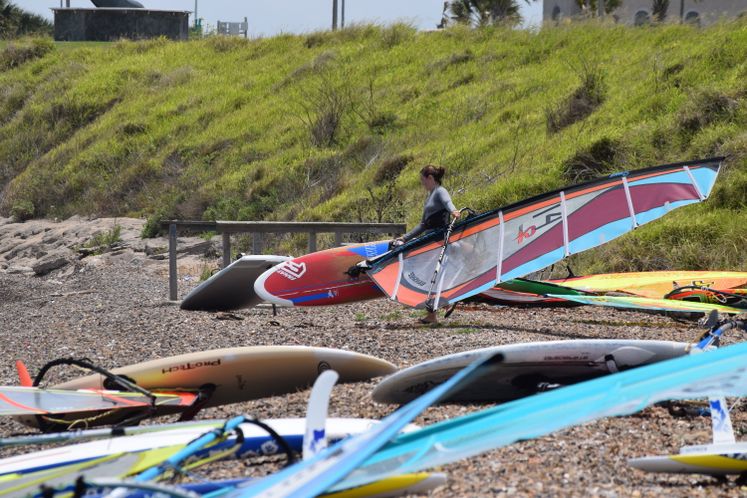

402,185,457,242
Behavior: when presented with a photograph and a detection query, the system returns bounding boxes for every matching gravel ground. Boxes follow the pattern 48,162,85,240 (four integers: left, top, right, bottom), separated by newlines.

0,239,746,497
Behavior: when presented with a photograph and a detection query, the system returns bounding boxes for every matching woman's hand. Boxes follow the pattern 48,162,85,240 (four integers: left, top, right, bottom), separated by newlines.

452,210,461,219
391,237,405,247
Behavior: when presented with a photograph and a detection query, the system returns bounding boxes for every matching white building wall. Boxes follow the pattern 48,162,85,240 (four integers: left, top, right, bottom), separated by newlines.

543,0,582,21
543,0,747,25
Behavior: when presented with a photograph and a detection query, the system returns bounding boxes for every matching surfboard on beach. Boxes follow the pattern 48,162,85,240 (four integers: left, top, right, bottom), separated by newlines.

180,255,289,311
629,445,747,476
15,347,396,429
254,241,390,307
54,346,397,407
0,418,389,478
373,340,689,404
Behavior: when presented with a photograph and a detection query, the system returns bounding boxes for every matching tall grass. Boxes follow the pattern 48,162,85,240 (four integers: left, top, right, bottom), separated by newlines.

1,21,747,271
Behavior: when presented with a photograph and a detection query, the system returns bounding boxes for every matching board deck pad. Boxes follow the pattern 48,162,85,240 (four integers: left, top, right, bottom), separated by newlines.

180,255,289,311
373,340,689,404
54,346,396,408
254,242,390,307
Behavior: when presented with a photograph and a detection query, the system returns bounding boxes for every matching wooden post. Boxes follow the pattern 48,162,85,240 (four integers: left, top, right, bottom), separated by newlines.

334,230,343,247
222,232,231,268
308,231,317,253
169,223,177,301
252,232,263,254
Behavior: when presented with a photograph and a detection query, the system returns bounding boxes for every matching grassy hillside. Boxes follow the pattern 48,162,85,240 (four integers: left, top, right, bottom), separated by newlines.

1,22,747,272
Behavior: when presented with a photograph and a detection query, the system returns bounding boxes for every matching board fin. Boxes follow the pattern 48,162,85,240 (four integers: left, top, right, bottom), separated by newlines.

303,370,339,460
708,397,736,445
15,360,32,387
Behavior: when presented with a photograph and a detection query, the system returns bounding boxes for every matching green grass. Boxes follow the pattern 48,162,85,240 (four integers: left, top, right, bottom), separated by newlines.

2,22,747,271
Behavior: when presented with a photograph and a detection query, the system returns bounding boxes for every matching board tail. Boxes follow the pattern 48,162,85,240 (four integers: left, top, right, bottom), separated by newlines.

15,361,32,387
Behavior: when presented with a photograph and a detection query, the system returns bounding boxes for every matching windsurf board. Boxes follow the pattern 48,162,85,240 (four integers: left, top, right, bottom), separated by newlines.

180,255,289,311
254,242,390,307
550,294,746,314
373,339,689,404
550,271,747,299
0,418,392,478
53,347,396,408
629,442,747,475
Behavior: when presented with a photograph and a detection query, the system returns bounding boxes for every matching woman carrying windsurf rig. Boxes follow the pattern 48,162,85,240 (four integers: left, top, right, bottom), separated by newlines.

391,164,461,326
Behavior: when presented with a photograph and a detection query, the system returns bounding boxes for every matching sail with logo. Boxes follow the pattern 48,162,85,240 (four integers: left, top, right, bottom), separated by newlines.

364,158,723,310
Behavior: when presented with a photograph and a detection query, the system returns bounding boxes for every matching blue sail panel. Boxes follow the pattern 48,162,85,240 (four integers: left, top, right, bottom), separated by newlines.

330,341,747,491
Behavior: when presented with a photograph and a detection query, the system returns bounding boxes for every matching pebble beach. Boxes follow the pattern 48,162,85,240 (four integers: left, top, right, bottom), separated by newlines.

0,217,745,497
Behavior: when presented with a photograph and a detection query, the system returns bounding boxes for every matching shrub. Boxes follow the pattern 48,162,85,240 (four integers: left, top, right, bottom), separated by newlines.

374,154,413,184
10,200,34,222
562,137,623,183
141,215,163,238
0,38,53,71
546,61,606,134
86,225,122,249
676,90,739,138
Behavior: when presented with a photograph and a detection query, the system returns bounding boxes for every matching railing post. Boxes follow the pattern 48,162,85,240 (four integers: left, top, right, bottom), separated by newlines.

222,232,231,268
169,223,177,301
252,232,263,254
308,231,317,253
334,230,342,247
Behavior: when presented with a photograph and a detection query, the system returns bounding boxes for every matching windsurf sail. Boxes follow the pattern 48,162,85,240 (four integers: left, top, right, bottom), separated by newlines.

365,158,723,309
323,340,747,492
0,386,196,417
227,352,502,498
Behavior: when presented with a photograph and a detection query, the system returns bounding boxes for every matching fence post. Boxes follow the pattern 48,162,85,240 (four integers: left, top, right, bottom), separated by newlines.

222,232,231,268
334,230,342,247
169,223,177,301
308,231,317,253
252,232,263,254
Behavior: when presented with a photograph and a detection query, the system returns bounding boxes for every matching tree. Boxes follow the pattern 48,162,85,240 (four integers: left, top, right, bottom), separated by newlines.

446,0,534,26
574,0,622,16
652,0,669,21
0,0,53,39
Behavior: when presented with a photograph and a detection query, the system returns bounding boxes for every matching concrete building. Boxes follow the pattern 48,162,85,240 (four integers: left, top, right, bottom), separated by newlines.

543,0,747,25
53,8,190,41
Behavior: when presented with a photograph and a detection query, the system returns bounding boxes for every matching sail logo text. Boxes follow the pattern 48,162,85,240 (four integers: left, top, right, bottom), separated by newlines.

278,261,307,280
408,272,427,287
515,205,563,244
161,359,221,374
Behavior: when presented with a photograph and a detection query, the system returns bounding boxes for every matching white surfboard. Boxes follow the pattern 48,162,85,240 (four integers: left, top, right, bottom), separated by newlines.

373,340,689,404
629,442,747,475
0,418,411,478
180,255,289,311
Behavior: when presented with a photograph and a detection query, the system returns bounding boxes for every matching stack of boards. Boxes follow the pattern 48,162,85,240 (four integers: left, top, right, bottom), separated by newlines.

0,418,432,498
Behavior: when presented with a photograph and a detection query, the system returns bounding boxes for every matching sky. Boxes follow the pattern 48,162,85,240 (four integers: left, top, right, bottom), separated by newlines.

14,0,543,36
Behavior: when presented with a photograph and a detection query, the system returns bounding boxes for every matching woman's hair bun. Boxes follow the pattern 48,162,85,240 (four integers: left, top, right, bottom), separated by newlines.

420,164,446,183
